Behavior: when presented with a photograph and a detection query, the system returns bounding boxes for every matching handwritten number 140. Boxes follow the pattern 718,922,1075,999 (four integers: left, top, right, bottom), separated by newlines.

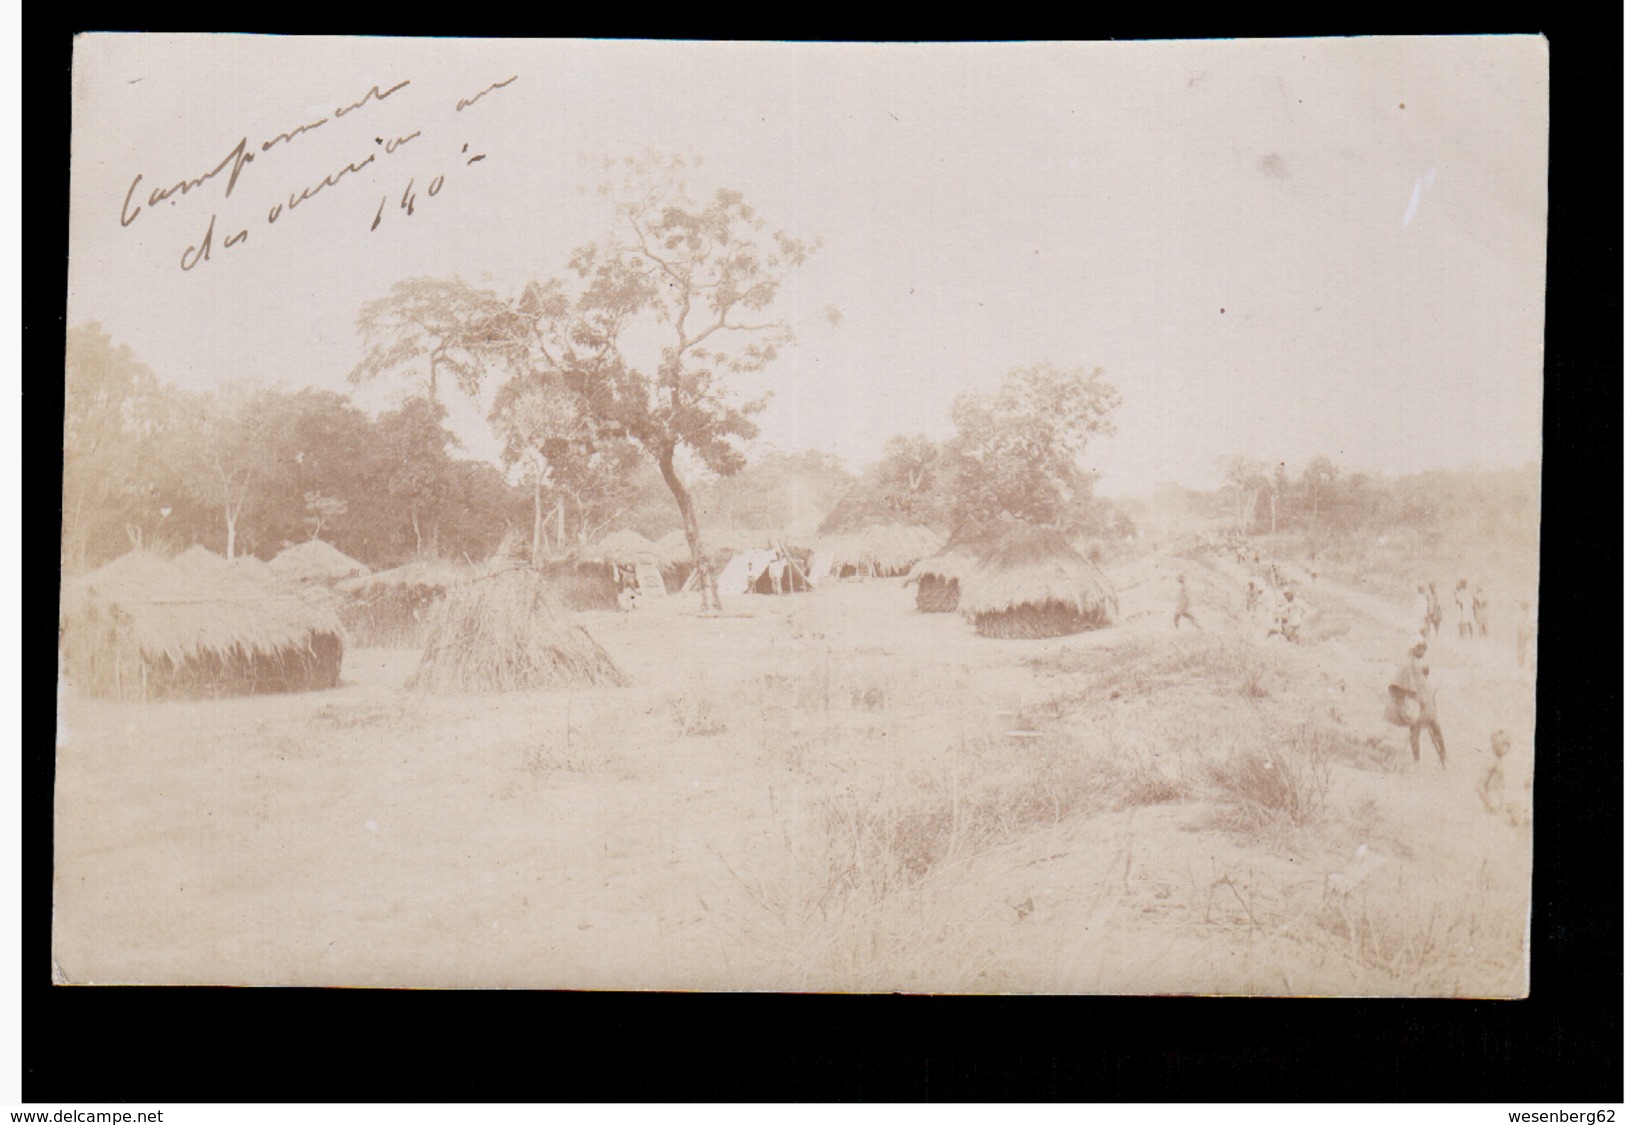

372,143,483,232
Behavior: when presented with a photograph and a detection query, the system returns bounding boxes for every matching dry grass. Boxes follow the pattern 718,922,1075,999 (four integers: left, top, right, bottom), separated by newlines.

706,691,1192,990
1206,723,1332,832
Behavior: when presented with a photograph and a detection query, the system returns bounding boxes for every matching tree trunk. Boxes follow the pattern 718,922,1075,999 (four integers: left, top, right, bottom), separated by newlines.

411,508,423,556
224,508,237,561
1270,490,1278,536
532,477,544,563
658,452,720,612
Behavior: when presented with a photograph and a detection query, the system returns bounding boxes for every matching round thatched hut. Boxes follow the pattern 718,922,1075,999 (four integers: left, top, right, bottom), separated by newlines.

59,550,345,700
408,560,627,693
956,524,1119,638
336,558,470,648
268,540,369,585
809,494,940,580
908,518,998,613
172,544,227,570
587,529,657,566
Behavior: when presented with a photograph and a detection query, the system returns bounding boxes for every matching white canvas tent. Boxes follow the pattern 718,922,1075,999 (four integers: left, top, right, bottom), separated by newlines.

715,548,780,595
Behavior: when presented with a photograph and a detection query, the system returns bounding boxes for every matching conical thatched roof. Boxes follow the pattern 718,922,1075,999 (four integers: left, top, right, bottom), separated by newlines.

268,540,369,584
336,559,471,649
814,525,941,578
408,563,627,693
172,544,227,570
908,518,1000,584
957,524,1118,637
586,529,657,564
907,520,1000,611
227,554,274,580
336,558,469,596
652,529,693,568
817,492,906,536
814,492,940,576
59,550,345,699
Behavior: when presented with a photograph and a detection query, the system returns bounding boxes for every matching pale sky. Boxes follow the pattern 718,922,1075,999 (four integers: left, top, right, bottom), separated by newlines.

67,35,1549,496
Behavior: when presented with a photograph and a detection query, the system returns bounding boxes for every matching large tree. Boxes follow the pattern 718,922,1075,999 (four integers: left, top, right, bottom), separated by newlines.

945,363,1121,532
347,153,820,610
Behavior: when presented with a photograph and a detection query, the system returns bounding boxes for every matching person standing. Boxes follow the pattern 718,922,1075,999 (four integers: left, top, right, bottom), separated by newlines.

1473,586,1489,639
1174,574,1201,630
1388,637,1446,767
1454,580,1474,640
1516,600,1536,669
1426,582,1443,638
1413,585,1432,636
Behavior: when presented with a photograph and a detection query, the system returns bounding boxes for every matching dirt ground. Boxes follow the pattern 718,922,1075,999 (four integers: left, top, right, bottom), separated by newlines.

52,546,1536,994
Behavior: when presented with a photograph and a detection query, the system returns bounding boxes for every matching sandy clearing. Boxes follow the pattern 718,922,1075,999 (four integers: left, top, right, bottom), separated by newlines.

53,548,1533,994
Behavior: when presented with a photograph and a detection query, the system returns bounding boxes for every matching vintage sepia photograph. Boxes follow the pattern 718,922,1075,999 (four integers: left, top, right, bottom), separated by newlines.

56,34,1547,995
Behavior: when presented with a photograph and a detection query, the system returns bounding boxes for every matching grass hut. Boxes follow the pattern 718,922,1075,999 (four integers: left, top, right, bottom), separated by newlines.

587,529,657,566
909,518,997,613
172,544,227,570
408,560,627,693
538,557,623,611
268,540,369,585
956,524,1119,639
59,550,345,701
227,554,275,582
811,494,941,579
336,558,469,648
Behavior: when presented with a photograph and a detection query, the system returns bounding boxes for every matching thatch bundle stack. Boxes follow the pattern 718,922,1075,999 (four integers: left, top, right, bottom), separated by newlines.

59,550,345,700
408,561,627,693
336,558,469,648
909,518,997,613
957,525,1118,639
269,540,369,585
813,494,941,578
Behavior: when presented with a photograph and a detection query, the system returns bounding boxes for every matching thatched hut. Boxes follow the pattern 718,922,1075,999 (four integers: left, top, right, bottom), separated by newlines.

587,529,657,566
810,494,940,580
172,544,227,570
268,540,369,585
227,554,275,581
537,557,624,610
336,558,469,648
59,550,345,700
956,525,1119,638
408,560,627,693
908,518,998,613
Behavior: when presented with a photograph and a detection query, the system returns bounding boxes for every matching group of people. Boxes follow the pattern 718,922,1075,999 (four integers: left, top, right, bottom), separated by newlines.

1242,570,1308,643
1173,567,1307,643
1412,579,1491,641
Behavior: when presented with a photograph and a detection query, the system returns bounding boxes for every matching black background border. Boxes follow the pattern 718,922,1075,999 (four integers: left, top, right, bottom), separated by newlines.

23,15,1622,1105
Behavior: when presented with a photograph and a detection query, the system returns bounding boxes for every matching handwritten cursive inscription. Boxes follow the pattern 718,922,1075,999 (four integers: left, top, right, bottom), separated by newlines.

118,78,411,228
124,73,512,272
455,75,517,112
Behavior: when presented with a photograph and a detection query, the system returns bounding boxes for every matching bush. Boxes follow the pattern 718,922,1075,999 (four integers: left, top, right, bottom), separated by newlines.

1208,723,1331,830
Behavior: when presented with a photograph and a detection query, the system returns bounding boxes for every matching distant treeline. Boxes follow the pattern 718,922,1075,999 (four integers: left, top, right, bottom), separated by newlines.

1145,454,1541,543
